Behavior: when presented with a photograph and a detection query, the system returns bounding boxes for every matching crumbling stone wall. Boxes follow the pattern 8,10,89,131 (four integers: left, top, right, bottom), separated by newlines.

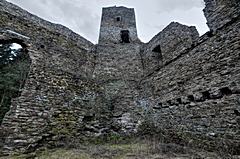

0,0,240,155
141,22,199,73
140,13,240,154
0,0,93,50
0,1,109,154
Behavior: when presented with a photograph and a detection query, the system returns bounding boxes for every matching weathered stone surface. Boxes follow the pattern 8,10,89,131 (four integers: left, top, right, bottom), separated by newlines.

141,22,199,73
0,0,100,154
204,0,240,32
0,0,240,156
139,14,240,153
0,0,93,50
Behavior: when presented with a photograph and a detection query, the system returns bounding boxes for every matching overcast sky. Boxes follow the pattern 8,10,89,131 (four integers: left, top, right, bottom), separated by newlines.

7,0,209,43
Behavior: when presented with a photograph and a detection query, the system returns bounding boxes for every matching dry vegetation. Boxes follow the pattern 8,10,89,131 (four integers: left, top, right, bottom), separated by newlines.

1,140,231,159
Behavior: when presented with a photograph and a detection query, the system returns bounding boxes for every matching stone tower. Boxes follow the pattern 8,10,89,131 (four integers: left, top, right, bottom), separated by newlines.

98,6,139,44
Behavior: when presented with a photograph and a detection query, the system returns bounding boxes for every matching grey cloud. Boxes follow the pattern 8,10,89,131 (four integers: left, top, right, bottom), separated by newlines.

8,0,100,42
50,0,100,42
7,0,208,43
157,0,205,12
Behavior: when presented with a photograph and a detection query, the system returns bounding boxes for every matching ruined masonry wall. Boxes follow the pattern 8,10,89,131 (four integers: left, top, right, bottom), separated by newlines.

140,16,240,151
141,22,199,73
0,1,110,154
0,0,240,155
0,0,93,50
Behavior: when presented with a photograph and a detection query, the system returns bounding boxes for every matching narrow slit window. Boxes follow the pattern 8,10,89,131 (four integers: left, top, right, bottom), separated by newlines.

116,16,121,22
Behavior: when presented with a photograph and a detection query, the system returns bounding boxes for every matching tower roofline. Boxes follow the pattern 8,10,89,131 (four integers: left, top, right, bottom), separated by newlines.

102,6,134,10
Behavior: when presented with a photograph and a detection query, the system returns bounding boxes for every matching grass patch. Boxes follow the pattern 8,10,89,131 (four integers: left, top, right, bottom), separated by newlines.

36,149,91,159
0,140,223,159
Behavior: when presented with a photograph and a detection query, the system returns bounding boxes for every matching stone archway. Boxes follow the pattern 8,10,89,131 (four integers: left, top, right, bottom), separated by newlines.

0,38,31,124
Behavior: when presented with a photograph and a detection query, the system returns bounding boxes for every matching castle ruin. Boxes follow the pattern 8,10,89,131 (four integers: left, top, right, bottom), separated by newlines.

0,0,240,156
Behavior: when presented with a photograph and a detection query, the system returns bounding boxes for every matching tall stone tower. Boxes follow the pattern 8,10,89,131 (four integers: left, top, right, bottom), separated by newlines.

98,6,139,45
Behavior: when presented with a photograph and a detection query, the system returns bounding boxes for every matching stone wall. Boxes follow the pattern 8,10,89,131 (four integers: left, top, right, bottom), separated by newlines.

0,1,107,154
0,0,240,155
93,43,143,134
93,44,143,82
0,2,143,154
141,22,199,74
204,0,240,32
140,14,240,153
0,0,93,50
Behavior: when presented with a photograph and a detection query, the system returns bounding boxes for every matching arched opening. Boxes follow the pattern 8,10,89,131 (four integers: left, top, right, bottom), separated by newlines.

0,39,31,124
121,30,130,43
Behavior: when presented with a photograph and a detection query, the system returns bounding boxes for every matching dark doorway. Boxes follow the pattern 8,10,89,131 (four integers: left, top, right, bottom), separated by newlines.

121,30,130,43
152,44,163,63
